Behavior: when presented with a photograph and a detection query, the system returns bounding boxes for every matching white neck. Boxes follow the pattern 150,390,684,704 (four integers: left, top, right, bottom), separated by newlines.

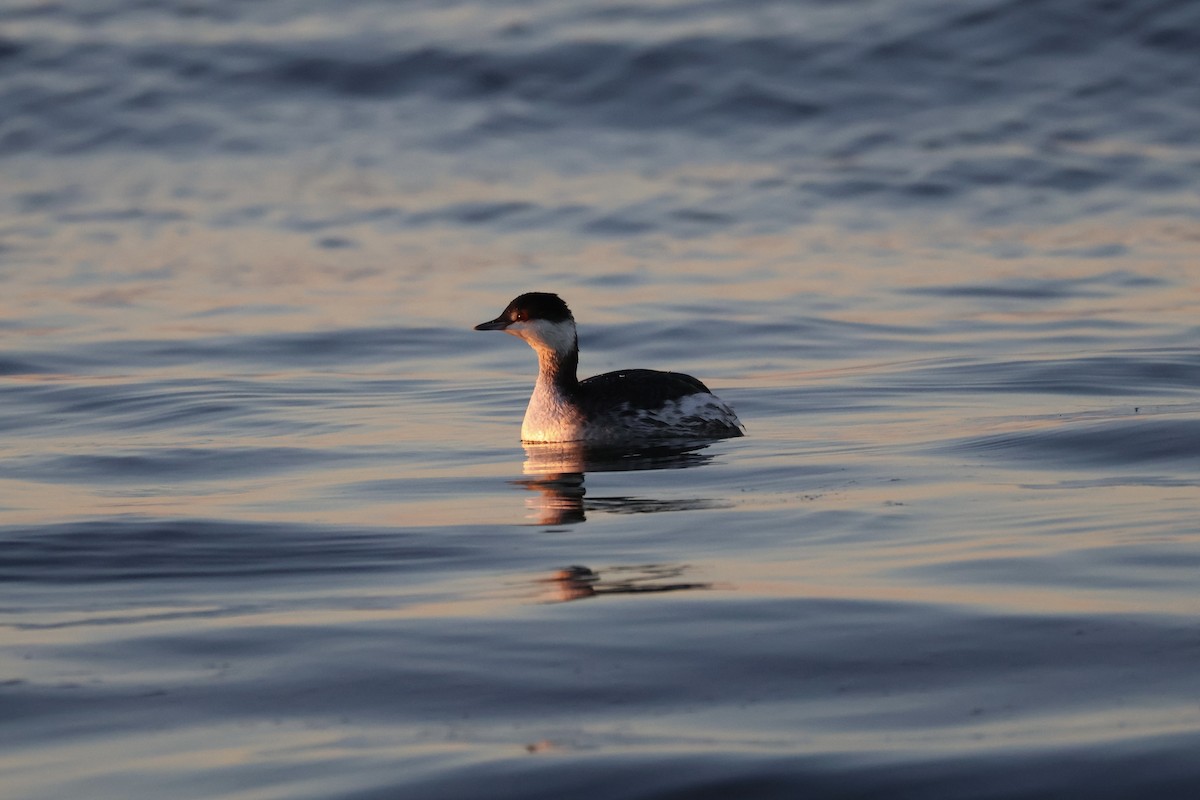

506,319,583,441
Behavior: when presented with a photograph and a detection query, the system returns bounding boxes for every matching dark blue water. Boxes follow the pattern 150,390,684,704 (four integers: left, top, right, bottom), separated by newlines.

2,1,1200,798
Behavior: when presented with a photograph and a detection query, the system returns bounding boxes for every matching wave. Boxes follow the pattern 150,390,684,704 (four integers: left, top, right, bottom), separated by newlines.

0,517,466,584
2,0,1197,161
946,415,1200,469
891,352,1200,396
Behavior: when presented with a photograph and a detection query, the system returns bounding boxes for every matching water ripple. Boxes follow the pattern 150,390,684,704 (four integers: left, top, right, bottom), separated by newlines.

0,518,463,583
2,447,355,484
946,416,1200,469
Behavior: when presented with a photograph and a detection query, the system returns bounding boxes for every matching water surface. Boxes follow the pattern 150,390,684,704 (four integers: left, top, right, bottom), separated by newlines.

2,0,1200,797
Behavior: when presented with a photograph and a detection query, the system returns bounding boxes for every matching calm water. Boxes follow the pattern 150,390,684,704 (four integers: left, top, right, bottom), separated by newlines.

3,0,1200,798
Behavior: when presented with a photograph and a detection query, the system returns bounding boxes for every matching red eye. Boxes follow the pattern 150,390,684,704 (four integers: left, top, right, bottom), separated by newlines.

515,310,527,321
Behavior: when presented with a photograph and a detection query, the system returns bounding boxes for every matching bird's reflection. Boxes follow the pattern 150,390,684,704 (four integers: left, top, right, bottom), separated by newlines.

538,564,713,603
515,439,728,525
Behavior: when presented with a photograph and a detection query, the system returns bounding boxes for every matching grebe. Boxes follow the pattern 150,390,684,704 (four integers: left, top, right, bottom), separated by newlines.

474,292,744,443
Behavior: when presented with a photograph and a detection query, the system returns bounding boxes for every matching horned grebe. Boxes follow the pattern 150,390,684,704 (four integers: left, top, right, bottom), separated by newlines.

474,292,744,443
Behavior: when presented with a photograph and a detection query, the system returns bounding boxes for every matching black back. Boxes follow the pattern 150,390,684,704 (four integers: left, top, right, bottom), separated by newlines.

578,368,711,411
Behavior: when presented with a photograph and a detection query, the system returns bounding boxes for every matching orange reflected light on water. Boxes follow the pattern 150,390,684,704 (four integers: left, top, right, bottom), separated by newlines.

9,151,1198,343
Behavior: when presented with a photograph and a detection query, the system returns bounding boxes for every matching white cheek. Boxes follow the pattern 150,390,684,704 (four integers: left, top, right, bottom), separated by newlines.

504,321,540,348
536,320,577,352
507,319,575,355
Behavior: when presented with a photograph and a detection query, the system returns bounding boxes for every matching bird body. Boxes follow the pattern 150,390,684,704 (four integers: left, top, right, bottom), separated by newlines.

475,292,743,444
